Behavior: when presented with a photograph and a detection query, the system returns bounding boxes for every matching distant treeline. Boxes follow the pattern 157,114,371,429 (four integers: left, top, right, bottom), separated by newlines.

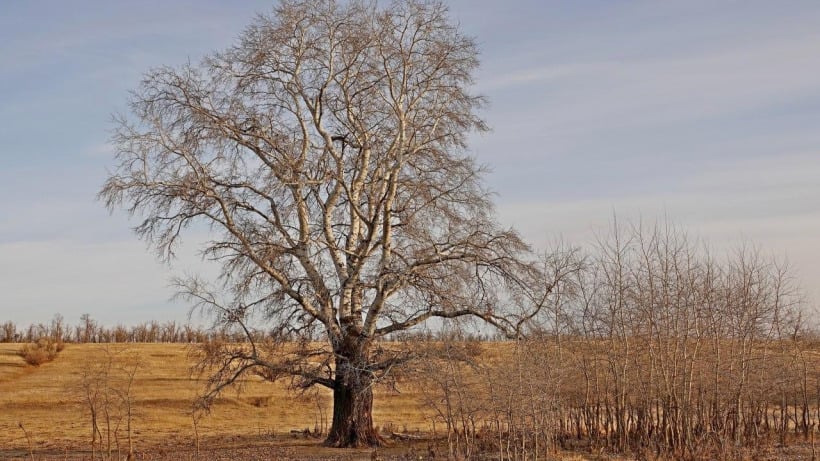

2,314,228,344
0,314,495,344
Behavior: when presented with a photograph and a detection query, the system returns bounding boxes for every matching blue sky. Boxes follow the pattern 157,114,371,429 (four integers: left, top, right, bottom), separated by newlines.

1,1,819,326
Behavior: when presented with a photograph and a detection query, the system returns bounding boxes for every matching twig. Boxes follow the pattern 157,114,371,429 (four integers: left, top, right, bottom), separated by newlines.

18,422,34,461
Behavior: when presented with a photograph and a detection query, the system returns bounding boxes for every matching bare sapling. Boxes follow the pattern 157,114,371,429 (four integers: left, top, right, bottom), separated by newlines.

76,346,141,461
17,422,34,461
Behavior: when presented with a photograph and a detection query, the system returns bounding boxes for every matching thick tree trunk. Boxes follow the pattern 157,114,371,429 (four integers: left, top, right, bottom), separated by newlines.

324,345,384,448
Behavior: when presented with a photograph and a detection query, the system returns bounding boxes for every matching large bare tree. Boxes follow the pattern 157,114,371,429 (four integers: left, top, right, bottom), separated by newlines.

100,0,558,447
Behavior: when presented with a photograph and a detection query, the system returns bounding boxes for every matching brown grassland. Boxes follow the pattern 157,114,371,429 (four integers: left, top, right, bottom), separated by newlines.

2,341,819,460
0,342,440,460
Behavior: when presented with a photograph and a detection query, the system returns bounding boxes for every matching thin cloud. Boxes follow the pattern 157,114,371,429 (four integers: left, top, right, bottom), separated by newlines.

482,33,820,139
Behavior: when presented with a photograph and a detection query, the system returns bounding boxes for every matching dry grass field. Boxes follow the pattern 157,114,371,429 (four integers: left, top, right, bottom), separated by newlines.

2,341,818,460
0,343,440,459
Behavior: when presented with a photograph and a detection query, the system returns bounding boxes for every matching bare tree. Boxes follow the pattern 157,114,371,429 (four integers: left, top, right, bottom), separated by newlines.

1,321,16,343
79,313,98,344
100,0,557,447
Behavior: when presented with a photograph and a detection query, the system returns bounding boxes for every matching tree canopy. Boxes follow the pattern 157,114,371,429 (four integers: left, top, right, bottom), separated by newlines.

100,0,567,447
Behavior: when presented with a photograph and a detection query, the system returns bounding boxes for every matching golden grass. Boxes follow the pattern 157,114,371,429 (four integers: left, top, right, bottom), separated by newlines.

0,343,434,451
3,340,814,460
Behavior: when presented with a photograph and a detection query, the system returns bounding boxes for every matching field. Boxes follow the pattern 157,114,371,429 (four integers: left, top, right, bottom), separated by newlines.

0,343,439,460
2,341,819,460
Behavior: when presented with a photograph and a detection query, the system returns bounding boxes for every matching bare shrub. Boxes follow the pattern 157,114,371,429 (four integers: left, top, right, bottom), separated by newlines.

414,220,816,461
18,337,63,366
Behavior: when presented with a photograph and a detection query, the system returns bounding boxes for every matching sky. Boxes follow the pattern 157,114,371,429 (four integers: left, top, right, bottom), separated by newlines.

1,1,819,326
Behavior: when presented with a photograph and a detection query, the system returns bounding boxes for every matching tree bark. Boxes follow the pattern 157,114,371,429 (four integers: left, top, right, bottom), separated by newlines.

324,344,384,448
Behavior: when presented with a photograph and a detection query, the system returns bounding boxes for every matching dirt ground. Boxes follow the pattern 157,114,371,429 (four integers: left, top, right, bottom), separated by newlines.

0,435,438,461
2,435,818,461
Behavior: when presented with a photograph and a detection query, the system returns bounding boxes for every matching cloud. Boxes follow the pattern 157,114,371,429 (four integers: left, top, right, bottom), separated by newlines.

497,151,820,306
0,234,220,326
480,32,820,140
0,2,271,76
0,239,173,325
2,0,820,327
84,143,116,159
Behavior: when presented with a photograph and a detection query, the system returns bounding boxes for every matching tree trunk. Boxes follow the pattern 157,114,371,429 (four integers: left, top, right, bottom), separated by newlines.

324,344,384,447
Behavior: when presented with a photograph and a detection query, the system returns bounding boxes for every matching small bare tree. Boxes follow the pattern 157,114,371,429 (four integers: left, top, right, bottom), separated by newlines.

100,0,562,447
77,347,141,461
